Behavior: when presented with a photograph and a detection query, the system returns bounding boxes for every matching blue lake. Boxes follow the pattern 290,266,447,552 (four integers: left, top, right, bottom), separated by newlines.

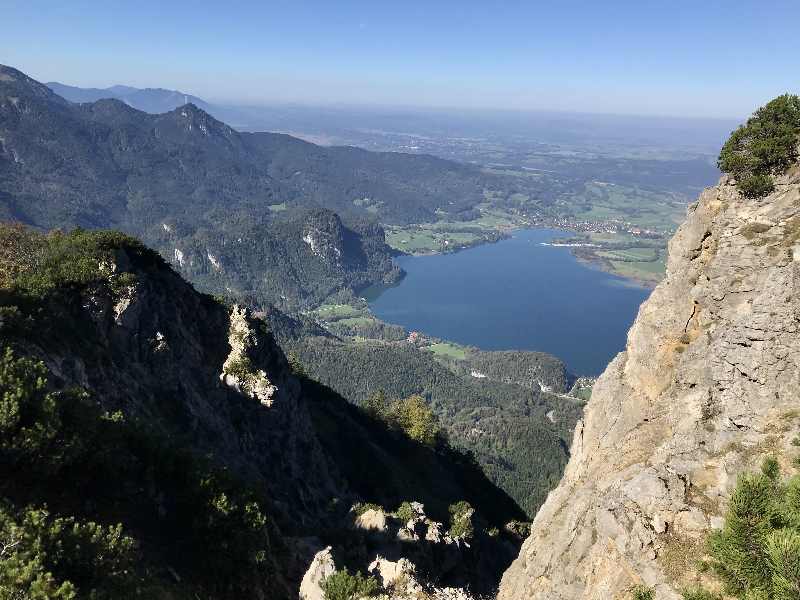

366,229,652,376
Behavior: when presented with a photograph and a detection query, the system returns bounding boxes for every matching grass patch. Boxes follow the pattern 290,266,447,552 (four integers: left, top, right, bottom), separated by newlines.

609,258,667,282
659,533,705,589
333,316,374,327
425,342,467,361
384,208,523,254
573,183,687,233
312,304,366,321
385,227,484,253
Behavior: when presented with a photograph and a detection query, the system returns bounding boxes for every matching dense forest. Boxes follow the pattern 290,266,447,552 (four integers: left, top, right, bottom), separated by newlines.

278,333,583,516
156,208,403,309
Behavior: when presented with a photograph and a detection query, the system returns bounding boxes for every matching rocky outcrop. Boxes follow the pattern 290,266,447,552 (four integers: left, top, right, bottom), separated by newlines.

293,500,524,599
299,547,336,600
302,221,344,266
355,508,389,532
220,304,278,406
6,246,341,534
498,168,800,599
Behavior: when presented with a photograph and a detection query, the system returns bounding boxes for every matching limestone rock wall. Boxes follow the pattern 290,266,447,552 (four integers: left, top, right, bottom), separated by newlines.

498,169,800,599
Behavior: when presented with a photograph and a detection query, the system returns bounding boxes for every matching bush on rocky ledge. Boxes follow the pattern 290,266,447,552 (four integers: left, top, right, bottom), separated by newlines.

718,94,800,199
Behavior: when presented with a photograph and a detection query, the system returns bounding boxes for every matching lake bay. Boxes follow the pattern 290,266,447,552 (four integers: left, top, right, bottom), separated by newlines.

367,229,652,376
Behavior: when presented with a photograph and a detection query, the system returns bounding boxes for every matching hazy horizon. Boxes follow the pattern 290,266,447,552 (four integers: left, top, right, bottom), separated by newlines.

5,0,799,120
43,76,745,124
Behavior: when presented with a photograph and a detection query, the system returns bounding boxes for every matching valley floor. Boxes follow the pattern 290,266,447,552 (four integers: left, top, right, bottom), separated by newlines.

381,184,687,289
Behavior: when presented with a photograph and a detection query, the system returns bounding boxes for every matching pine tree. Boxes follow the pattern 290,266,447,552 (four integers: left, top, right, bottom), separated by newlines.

718,94,800,199
688,457,800,599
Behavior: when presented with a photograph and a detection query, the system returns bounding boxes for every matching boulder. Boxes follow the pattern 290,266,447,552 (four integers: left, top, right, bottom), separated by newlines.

355,508,387,532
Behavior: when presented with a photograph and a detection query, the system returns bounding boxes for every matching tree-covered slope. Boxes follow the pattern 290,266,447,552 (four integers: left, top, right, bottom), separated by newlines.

0,224,526,598
280,334,582,516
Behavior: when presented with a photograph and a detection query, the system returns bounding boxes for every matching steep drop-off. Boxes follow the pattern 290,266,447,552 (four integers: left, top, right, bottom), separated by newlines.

0,226,525,598
499,168,800,599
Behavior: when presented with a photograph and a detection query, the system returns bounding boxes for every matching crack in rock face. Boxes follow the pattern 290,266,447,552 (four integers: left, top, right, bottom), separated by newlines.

498,170,800,600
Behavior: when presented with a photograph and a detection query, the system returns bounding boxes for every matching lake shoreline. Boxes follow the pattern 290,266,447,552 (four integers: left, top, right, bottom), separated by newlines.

369,228,651,376
384,217,666,289
570,252,659,289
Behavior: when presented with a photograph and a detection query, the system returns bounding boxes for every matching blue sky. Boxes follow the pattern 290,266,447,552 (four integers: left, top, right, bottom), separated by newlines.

3,0,799,118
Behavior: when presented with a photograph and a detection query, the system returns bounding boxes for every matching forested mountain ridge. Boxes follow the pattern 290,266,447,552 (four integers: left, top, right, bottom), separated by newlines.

0,224,528,598
0,64,493,308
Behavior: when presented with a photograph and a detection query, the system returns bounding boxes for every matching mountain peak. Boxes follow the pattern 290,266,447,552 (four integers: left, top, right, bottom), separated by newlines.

106,84,138,94
0,64,69,112
166,101,234,137
177,101,203,113
0,64,23,80
1,64,61,96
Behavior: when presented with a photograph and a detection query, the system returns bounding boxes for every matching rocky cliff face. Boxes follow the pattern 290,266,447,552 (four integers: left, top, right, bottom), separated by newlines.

499,167,800,599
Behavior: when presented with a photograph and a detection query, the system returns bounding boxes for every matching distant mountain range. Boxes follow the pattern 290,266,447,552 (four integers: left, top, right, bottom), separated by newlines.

46,80,216,115
1,64,502,309
46,80,275,131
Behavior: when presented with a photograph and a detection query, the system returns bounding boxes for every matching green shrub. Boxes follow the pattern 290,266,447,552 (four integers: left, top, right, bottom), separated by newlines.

361,389,388,419
352,502,383,517
448,500,474,540
718,94,800,198
108,270,138,296
0,503,139,599
631,585,655,600
687,457,800,599
359,392,443,448
386,395,441,447
0,223,46,289
395,501,414,524
321,568,379,600
287,350,306,377
0,347,90,469
506,519,532,538
0,225,161,303
224,356,254,381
